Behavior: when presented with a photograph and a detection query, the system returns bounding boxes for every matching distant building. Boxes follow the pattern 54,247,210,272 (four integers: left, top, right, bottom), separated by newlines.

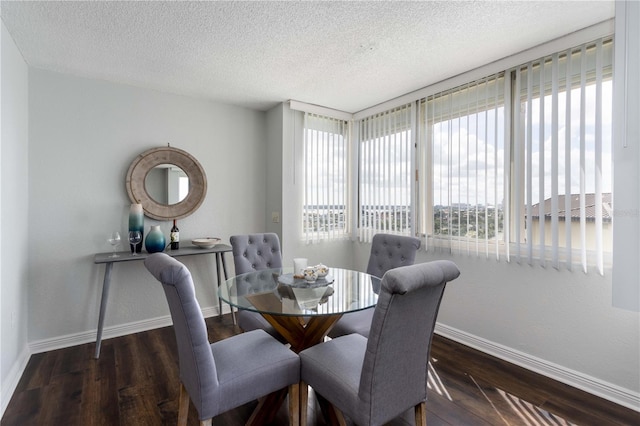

527,193,612,251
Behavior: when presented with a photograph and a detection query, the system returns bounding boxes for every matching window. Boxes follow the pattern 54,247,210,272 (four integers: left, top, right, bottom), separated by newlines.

358,104,414,243
419,37,613,273
302,113,350,242
513,38,613,273
295,36,613,274
421,75,507,258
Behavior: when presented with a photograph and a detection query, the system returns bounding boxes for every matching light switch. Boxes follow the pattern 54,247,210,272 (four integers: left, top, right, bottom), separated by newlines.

272,212,280,223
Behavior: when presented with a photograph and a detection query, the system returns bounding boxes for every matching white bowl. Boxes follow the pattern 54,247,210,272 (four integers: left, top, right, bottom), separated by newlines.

192,238,221,249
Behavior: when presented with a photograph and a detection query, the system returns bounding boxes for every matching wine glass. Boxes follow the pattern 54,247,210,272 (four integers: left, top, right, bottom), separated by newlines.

108,232,121,258
128,231,142,255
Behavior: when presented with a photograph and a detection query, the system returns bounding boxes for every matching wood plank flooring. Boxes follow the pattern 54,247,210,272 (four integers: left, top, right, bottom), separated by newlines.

2,314,638,425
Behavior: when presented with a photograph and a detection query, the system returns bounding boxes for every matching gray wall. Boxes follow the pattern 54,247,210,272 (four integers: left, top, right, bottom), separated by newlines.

265,104,283,238
612,0,640,311
1,21,30,414
26,69,267,344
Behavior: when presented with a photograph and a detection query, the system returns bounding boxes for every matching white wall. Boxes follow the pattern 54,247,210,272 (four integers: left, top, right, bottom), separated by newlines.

265,104,283,238
425,251,638,407
612,0,640,311
0,21,30,414
27,69,267,344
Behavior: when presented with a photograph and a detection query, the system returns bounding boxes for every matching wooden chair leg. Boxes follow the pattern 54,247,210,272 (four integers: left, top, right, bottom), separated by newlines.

247,389,288,426
316,394,346,426
178,382,190,426
415,401,427,426
288,382,300,426
300,381,308,426
331,406,347,426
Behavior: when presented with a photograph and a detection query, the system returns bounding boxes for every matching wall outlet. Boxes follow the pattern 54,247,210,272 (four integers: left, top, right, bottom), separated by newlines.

272,212,280,223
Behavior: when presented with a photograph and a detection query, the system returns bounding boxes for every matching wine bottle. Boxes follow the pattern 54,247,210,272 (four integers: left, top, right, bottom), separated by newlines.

170,219,180,250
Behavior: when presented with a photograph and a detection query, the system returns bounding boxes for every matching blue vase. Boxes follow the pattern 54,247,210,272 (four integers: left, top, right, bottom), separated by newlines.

128,204,144,253
145,225,166,253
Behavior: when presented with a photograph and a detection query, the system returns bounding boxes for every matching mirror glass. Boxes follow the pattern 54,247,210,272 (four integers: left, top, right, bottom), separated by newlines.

144,164,189,205
126,146,207,220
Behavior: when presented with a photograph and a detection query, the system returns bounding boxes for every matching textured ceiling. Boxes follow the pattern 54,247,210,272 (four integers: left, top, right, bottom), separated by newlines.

0,1,614,113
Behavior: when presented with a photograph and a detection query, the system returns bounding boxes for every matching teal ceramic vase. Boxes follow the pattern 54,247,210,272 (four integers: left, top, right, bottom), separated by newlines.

145,225,166,253
128,203,144,253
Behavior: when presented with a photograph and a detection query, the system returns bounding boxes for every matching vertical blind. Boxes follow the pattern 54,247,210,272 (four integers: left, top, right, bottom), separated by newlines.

357,104,414,243
298,37,613,274
302,113,350,243
419,37,612,274
514,37,613,274
421,74,507,259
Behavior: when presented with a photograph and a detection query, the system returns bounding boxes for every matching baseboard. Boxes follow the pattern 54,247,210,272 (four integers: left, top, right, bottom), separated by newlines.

28,305,224,355
16,311,637,415
1,345,30,418
435,323,640,413
1,305,223,419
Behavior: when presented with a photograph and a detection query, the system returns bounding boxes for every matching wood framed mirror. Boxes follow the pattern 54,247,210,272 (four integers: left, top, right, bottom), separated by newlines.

126,146,207,220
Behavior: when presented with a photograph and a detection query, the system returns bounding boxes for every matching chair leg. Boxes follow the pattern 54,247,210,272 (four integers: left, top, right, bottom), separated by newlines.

330,406,347,426
247,389,288,425
415,401,427,426
178,382,190,426
316,394,346,426
288,383,300,426
300,381,308,426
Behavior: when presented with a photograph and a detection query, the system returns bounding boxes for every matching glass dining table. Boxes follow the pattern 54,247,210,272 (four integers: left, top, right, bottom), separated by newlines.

218,267,380,353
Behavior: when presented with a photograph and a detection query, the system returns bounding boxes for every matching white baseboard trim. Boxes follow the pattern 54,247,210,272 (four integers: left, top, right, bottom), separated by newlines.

3,305,225,420
1,345,30,418
435,323,640,413
28,305,223,355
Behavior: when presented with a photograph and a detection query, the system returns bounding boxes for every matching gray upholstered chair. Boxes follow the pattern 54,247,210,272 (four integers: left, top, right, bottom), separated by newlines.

299,260,460,426
328,233,421,338
144,253,299,426
230,233,286,342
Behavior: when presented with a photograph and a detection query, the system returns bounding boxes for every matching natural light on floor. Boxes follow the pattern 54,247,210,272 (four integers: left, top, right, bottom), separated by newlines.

429,358,577,426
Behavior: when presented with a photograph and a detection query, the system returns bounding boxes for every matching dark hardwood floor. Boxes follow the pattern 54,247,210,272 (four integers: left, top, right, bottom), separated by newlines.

2,314,638,425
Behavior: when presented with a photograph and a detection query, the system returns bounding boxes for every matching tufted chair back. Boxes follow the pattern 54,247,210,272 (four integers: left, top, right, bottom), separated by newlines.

366,233,421,279
144,253,219,418
327,233,422,339
229,233,287,342
145,253,301,424
360,260,459,424
299,260,460,426
230,233,283,275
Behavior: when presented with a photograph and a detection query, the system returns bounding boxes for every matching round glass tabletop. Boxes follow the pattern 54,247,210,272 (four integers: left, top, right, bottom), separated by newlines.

218,267,380,317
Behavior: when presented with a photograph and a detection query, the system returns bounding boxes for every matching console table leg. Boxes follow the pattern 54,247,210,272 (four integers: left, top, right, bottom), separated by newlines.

94,262,113,359
218,252,238,325
215,253,236,324
220,252,229,280
215,253,223,315
220,253,235,324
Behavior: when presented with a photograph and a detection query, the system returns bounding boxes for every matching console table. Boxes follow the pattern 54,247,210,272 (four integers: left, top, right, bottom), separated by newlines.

93,244,232,358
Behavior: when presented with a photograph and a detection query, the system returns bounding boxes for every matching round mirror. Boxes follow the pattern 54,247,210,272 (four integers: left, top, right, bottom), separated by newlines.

144,164,189,205
126,146,207,220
